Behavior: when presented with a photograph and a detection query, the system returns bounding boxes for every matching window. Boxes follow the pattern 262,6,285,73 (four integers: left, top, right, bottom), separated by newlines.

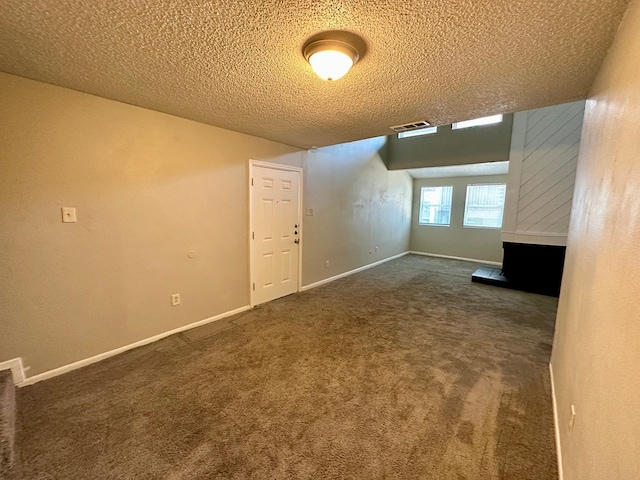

398,126,437,139
419,186,453,226
452,114,503,130
463,184,506,228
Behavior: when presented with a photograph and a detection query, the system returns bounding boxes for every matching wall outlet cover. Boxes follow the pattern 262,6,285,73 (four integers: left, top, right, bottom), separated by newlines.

171,294,181,306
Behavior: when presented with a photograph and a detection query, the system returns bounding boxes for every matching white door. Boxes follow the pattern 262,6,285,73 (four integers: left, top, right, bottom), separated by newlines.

250,164,301,306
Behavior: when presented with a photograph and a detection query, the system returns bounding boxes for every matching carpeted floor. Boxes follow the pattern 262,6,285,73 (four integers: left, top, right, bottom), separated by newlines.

14,255,559,479
1,370,16,478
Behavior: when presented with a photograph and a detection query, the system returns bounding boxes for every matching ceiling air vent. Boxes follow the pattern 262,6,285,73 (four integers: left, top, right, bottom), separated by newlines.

390,120,432,133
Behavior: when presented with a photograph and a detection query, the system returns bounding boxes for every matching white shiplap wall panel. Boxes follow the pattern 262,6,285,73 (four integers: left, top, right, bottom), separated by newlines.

502,101,585,246
524,103,583,153
545,214,571,234
518,155,578,211
521,121,583,180
519,150,579,198
517,185,575,231
526,106,553,132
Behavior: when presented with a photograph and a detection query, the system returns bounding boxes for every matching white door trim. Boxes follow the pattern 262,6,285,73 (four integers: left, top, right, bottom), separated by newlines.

249,160,303,307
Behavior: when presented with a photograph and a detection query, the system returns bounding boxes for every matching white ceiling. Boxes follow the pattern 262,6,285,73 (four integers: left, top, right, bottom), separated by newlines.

407,161,509,179
0,1,630,149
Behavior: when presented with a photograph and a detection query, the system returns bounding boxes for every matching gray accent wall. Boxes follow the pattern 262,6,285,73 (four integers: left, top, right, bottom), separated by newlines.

302,139,412,286
410,175,506,263
385,114,514,170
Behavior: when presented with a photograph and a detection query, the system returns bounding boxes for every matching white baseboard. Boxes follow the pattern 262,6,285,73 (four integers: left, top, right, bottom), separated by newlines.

408,251,502,267
0,358,25,384
549,363,564,480
301,251,409,292
19,305,251,387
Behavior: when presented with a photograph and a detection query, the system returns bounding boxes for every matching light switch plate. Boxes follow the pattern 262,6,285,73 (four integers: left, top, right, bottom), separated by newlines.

61,207,77,223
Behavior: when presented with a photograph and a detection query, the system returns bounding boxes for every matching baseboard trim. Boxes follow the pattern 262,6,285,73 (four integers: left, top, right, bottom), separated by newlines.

19,305,251,387
301,252,409,292
0,358,25,384
549,363,564,480
408,251,502,267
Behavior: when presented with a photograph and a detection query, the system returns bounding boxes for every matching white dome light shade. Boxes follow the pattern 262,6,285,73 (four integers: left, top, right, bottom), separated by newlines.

308,50,353,81
304,39,359,81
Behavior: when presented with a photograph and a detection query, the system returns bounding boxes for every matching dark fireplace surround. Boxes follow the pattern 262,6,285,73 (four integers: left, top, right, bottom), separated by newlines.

472,242,567,297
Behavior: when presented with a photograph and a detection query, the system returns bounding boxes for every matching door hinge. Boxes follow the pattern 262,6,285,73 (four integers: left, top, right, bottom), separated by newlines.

251,178,254,186
252,231,255,240
252,283,255,291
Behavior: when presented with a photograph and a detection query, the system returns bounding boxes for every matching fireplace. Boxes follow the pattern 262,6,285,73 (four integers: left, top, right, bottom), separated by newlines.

472,242,567,297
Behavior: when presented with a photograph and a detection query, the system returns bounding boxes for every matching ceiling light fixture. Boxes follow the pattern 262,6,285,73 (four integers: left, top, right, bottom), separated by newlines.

303,39,360,81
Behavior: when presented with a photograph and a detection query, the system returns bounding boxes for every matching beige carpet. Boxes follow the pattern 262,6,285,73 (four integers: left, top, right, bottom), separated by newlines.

15,255,558,479
1,370,16,478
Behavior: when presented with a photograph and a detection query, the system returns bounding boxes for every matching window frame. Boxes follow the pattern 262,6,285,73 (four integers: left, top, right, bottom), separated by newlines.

462,183,507,229
418,185,454,227
452,114,503,131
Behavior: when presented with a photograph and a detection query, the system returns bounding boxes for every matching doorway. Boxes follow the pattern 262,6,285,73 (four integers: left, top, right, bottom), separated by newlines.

249,160,302,306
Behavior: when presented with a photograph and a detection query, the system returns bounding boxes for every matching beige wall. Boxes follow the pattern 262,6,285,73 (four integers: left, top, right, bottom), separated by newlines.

302,139,412,285
550,1,640,479
410,175,506,263
0,73,411,377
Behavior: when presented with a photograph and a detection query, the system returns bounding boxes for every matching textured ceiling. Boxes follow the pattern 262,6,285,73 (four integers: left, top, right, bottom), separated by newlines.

0,0,631,148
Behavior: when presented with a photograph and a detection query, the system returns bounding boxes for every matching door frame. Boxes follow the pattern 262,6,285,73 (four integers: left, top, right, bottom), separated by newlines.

249,159,303,307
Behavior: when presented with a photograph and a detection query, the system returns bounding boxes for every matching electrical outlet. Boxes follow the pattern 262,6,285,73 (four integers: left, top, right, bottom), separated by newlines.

306,208,314,216
325,260,330,268
171,294,181,306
